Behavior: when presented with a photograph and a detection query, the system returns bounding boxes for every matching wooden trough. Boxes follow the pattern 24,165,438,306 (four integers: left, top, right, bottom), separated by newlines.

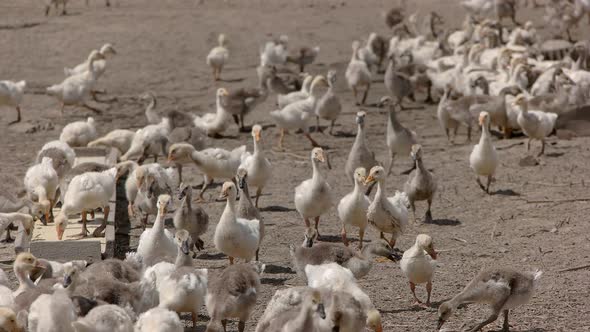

20,147,129,262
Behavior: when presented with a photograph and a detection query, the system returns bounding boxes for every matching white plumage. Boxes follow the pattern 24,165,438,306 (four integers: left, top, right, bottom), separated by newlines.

88,128,135,155
24,156,59,221
206,34,229,81
59,117,97,147
64,43,117,78
0,80,26,124
121,118,172,162
136,195,177,267
134,307,183,332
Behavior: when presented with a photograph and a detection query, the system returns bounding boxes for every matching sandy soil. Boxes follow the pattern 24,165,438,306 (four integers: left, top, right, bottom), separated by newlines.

1,0,590,331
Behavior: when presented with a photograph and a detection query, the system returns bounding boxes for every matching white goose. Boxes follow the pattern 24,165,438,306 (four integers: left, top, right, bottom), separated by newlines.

59,117,97,147
277,73,313,109
193,88,234,137
24,157,58,224
337,167,370,248
469,112,499,194
167,143,246,201
206,34,229,81
315,70,342,135
270,76,327,149
120,118,172,162
136,194,177,267
87,128,135,155
400,234,438,307
346,41,372,105
364,166,409,248
0,80,26,124
64,43,117,78
214,182,261,264
239,124,272,207
513,94,558,156
294,147,333,238
46,50,105,113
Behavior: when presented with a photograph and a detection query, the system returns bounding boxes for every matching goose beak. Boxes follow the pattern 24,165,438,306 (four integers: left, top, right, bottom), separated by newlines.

478,114,485,126
389,250,403,262
63,275,72,288
316,303,326,319
364,175,375,185
437,318,446,330
167,155,175,162
218,190,229,200
25,226,32,236
181,240,190,255
56,226,64,241
374,325,383,332
255,131,261,142
426,247,438,260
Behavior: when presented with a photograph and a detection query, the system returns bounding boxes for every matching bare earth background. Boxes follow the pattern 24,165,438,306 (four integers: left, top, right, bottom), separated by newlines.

1,0,590,331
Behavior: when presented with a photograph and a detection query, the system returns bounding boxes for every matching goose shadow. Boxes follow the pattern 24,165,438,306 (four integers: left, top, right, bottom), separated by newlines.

425,218,461,226
196,252,226,260
316,235,343,243
544,152,564,158
219,77,245,83
260,205,295,213
263,264,295,274
261,277,289,286
491,189,520,196
0,22,42,30
331,131,355,138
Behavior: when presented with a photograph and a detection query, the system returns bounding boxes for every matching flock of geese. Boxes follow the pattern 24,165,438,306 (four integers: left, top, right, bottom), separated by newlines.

2,0,590,331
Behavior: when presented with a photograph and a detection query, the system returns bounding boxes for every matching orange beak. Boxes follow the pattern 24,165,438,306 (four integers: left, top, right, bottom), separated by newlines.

25,227,32,236
56,226,64,241
478,114,485,126
364,175,375,185
427,247,438,260
255,131,261,142
375,324,383,332
168,155,175,162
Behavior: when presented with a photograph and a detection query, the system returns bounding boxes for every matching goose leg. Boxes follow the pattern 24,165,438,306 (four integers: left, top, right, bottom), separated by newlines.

358,228,365,250
229,256,234,265
82,103,102,113
141,214,148,229
222,319,227,331
239,115,247,132
329,120,335,135
255,187,262,208
467,311,500,332
409,282,424,306
538,139,545,156
502,310,510,332
4,228,13,243
45,5,50,15
127,203,135,219
232,114,240,126
380,232,385,240
238,320,246,332
255,247,260,261
475,177,486,193
486,175,493,194
191,312,197,330
304,133,320,148
304,218,311,228
92,205,109,237
314,216,321,238
353,87,359,105
467,125,472,142
197,176,212,202
341,225,348,246
425,198,433,223
9,106,21,125
526,138,531,152
153,154,158,163
74,210,90,238
176,164,183,184
426,281,432,306
278,128,286,151
388,235,396,248
387,151,395,176
361,83,370,105
410,201,417,224
315,116,323,133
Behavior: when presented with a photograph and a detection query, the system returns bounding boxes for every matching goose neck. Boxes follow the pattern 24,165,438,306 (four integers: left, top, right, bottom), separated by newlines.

311,159,323,184
388,108,403,132
354,123,366,146
14,266,35,291
175,249,192,268
153,208,165,233
223,193,237,217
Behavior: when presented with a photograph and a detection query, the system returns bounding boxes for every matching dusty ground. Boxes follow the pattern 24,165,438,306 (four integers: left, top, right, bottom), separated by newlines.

1,0,590,331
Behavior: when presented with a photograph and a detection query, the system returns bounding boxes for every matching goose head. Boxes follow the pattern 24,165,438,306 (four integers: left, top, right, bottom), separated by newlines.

55,212,67,240
218,182,237,201
39,199,51,224
410,144,423,162
88,50,106,62
370,239,402,262
308,289,326,319
236,167,248,191
415,234,437,259
355,111,366,127
353,167,367,186
310,147,326,163
251,124,262,142
326,70,337,86
0,307,21,332
364,166,386,185
175,229,192,255
216,87,229,100
115,161,137,180
62,264,80,288
30,202,45,221
178,182,191,201
309,75,328,95
437,301,454,330
302,227,317,248
156,194,171,214
140,91,156,104
479,112,491,128
167,143,194,163
15,252,43,273
367,309,383,332
511,94,528,109
19,215,34,236
352,40,361,53
99,43,117,57
218,34,228,47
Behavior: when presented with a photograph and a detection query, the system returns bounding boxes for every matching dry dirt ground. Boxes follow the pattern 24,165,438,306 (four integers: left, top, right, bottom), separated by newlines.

1,0,590,331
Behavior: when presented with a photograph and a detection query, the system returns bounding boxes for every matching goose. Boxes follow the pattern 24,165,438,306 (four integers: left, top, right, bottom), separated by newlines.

64,43,117,79
305,263,383,332
270,75,328,150
72,304,134,332
260,65,294,95
28,289,77,332
512,94,558,156
133,164,178,228
0,213,34,244
260,35,289,67
344,111,379,187
54,167,118,240
158,244,208,328
13,252,45,297
193,88,234,137
44,0,67,15
287,45,320,73
314,70,342,134
437,268,542,332
0,307,22,332
206,34,230,81
384,55,414,109
167,126,209,183
59,117,98,147
400,234,438,307
214,182,261,264
437,85,474,143
277,73,312,109
173,183,209,256
384,98,418,176
80,258,140,283
290,239,399,280
364,166,409,248
205,263,264,332
470,112,499,194
235,168,264,261
294,147,333,238
403,145,437,224
120,118,172,163
46,50,106,114
87,129,135,155
262,288,326,332
134,307,183,332
136,194,177,267
239,124,272,207
0,268,14,307
222,86,269,132
142,91,160,125
0,80,26,124
24,157,58,224
36,140,76,178
346,41,372,105
357,33,380,71
337,168,370,248
167,143,246,201
0,179,43,241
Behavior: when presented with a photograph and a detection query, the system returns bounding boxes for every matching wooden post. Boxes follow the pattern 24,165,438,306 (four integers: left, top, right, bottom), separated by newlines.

114,172,130,259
